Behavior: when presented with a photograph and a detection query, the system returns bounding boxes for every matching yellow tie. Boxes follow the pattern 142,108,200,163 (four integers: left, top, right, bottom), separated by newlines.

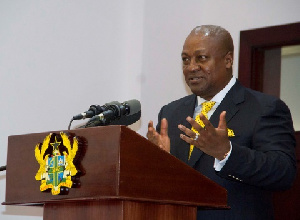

189,101,216,160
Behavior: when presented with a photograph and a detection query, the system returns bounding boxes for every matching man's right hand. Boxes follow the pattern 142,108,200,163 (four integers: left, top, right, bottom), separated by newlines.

147,118,170,153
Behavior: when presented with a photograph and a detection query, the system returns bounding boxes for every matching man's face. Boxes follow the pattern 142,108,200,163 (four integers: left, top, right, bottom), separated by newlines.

181,33,232,100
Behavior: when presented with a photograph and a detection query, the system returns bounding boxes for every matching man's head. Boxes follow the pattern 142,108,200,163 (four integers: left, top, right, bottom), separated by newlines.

181,25,234,100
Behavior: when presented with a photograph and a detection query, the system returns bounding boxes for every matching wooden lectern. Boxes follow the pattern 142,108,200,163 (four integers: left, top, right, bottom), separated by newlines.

3,126,228,220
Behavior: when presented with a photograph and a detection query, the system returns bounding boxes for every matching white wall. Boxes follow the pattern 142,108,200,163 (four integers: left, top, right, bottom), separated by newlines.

0,0,299,219
0,1,144,219
281,53,300,130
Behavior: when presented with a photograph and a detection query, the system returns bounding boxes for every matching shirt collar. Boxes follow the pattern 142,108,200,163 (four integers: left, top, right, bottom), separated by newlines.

197,76,236,106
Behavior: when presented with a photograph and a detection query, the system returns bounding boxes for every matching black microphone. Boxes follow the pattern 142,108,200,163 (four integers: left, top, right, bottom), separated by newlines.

109,110,141,126
0,165,6,171
85,99,141,127
72,101,121,120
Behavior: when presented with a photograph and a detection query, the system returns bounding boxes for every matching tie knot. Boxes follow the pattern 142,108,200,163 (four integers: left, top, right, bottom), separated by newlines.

201,101,216,114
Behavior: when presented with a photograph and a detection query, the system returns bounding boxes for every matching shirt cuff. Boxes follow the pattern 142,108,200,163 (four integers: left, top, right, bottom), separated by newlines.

214,142,232,171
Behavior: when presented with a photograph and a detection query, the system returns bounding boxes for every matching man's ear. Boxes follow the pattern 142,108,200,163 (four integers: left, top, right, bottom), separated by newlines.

225,51,233,68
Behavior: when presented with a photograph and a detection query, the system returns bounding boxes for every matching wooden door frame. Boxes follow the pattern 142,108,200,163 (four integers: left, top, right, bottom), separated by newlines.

238,22,300,89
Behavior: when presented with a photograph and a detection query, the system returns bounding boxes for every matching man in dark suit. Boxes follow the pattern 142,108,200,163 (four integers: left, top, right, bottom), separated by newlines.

147,25,296,219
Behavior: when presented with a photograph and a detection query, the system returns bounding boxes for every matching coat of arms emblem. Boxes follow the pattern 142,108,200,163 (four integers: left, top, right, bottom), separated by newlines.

35,132,80,195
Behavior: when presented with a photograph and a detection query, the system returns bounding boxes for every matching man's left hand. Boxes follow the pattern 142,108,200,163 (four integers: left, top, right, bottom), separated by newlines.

178,111,231,160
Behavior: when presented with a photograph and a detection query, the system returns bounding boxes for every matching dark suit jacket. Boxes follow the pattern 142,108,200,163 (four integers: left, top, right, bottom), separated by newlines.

156,80,296,220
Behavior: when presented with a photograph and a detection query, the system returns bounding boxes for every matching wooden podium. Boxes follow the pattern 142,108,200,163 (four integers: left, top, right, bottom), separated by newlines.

3,126,228,220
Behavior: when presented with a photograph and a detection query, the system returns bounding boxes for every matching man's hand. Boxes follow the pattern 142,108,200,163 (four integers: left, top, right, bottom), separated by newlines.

147,118,170,153
178,111,230,160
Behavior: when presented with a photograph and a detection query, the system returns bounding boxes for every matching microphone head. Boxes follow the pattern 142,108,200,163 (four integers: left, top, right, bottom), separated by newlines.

108,99,141,126
123,99,141,115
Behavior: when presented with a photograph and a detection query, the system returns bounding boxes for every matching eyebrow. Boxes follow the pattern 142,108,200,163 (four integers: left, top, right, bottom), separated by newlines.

181,49,206,56
181,52,188,57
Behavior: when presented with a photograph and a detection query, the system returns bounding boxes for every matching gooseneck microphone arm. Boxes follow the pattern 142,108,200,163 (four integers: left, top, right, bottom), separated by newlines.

85,104,125,127
68,101,121,130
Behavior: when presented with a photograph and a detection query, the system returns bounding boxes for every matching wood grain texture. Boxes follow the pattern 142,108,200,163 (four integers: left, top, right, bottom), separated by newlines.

44,200,196,220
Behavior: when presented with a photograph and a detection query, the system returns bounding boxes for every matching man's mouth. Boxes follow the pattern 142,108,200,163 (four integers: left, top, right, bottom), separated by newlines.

189,76,204,82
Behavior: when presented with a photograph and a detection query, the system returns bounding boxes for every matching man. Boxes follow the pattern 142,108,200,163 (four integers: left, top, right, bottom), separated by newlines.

147,25,296,219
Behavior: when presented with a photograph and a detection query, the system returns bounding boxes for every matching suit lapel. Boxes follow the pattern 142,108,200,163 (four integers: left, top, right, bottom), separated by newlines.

172,95,197,164
210,81,245,127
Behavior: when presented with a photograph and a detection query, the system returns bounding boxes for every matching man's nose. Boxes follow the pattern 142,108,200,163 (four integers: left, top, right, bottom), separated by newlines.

187,60,200,72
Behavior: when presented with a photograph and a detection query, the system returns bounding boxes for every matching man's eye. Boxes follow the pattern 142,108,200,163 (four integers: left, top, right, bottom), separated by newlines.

182,57,190,63
198,55,207,60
